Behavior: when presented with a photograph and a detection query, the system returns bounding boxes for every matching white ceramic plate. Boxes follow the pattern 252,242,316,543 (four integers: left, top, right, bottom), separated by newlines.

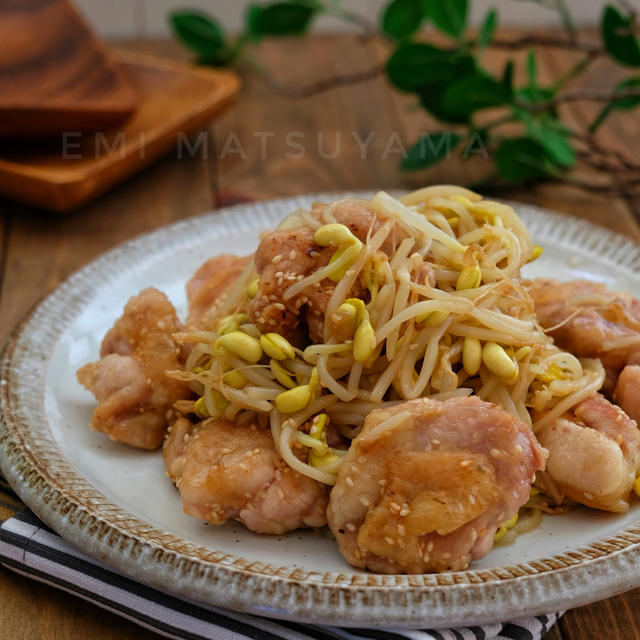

2,194,640,628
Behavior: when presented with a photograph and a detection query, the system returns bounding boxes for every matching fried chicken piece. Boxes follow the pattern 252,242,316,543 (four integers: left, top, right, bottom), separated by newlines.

615,365,640,426
528,279,640,368
528,278,640,414
249,226,334,341
327,396,545,574
249,198,399,341
537,394,640,513
77,288,189,450
176,419,329,534
163,416,197,482
186,254,251,328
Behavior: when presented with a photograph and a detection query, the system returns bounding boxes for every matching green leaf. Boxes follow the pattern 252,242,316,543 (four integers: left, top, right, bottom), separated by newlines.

502,60,514,93
441,72,511,119
386,43,469,91
494,137,556,181
478,9,498,49
382,0,424,40
601,5,640,66
249,2,317,38
526,49,537,88
589,76,640,131
421,0,468,39
401,132,462,170
169,10,227,60
525,117,575,167
416,56,477,123
246,5,265,41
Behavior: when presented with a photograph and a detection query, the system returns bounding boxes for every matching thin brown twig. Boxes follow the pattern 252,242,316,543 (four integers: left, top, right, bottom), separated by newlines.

576,150,640,174
516,87,640,112
553,174,640,196
572,131,640,172
484,35,605,54
255,63,385,98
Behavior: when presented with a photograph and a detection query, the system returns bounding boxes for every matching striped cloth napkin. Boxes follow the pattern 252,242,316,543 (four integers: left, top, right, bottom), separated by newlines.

0,475,561,640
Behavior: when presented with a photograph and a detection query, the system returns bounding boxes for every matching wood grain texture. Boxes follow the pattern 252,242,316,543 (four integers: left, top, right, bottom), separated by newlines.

0,32,639,640
0,0,137,136
0,50,239,212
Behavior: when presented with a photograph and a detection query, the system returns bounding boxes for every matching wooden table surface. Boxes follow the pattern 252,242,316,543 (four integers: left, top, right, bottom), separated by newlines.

1,32,639,639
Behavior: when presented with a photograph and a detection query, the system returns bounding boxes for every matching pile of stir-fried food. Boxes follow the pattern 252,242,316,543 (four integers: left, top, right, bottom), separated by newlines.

77,186,640,574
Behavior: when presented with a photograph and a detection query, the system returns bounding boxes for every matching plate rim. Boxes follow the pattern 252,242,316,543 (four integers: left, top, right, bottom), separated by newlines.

2,192,640,628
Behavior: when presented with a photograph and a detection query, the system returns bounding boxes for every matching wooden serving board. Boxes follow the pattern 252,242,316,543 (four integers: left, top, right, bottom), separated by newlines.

0,0,138,136
0,51,240,212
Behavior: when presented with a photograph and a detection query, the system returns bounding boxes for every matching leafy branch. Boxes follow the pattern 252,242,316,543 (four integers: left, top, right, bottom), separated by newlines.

169,1,640,199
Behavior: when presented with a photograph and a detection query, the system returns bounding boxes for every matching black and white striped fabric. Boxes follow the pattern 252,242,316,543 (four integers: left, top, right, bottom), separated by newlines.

0,510,561,640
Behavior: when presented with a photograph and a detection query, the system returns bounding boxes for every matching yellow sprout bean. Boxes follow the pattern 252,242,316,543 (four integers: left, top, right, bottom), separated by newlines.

529,245,543,262
416,309,449,326
246,278,259,299
223,369,248,389
314,223,357,247
494,512,518,541
462,337,482,376
275,384,312,414
354,319,376,363
327,243,362,282
515,346,532,361
215,331,262,363
345,297,365,317
456,264,482,291
329,302,358,340
193,397,208,418
210,388,228,413
503,512,518,529
482,342,518,380
270,359,296,389
260,333,295,360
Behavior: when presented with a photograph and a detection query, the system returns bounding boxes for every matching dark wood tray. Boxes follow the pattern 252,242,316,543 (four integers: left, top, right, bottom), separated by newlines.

0,51,240,212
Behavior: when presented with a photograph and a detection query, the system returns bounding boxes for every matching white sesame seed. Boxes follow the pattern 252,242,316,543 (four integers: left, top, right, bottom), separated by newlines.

272,255,283,264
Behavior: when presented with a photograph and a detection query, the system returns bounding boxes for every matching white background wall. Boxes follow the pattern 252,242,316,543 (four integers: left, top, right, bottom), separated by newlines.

74,0,605,39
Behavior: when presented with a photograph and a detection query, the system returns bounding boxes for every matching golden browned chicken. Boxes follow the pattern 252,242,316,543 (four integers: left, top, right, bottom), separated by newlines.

172,418,329,534
326,396,546,574
77,288,189,449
